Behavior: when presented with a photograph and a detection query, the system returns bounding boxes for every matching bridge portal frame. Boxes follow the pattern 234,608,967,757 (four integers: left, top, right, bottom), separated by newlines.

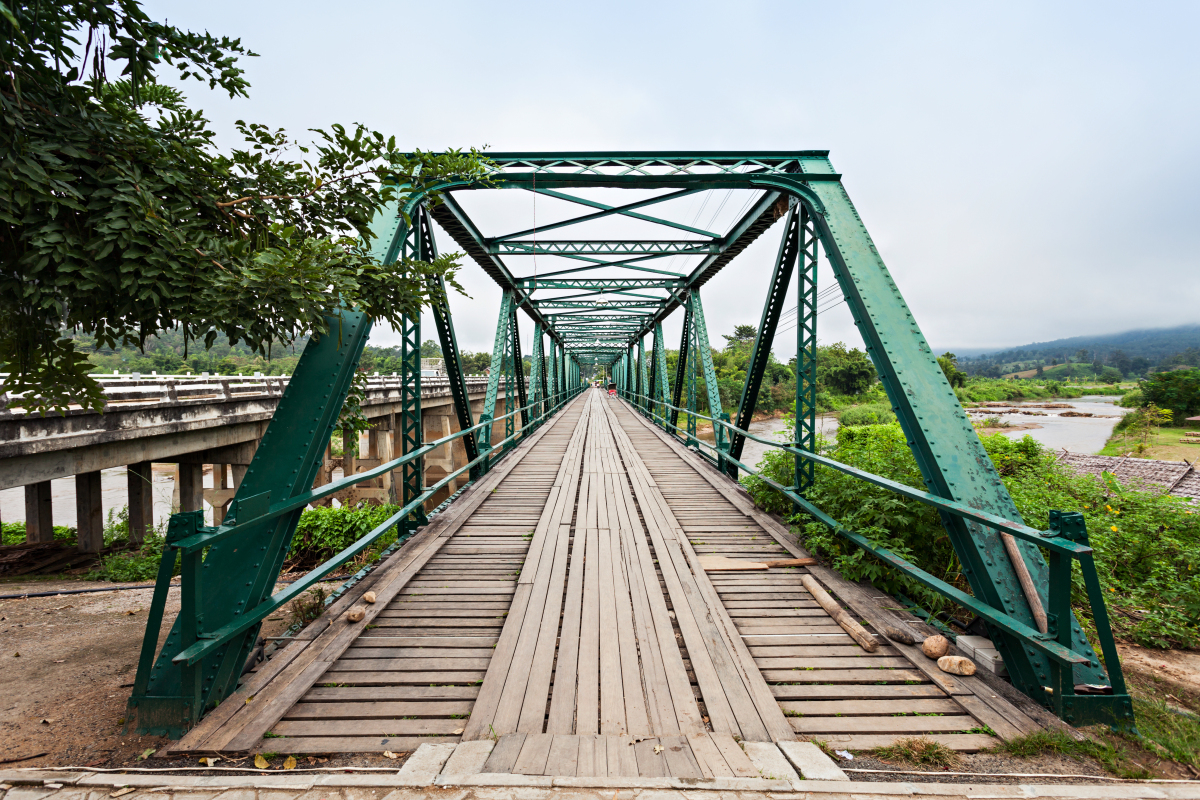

128,152,1131,739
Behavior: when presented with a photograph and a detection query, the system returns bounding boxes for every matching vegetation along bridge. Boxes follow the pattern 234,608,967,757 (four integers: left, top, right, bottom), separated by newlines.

128,152,1133,771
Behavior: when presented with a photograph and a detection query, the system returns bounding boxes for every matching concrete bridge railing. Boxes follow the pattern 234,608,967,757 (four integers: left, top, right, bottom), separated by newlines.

0,373,510,553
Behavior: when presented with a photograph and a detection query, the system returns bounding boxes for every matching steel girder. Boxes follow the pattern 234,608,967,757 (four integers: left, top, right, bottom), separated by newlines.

728,202,801,478
794,206,820,495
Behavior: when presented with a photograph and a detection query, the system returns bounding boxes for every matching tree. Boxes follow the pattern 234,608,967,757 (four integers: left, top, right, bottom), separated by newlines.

722,325,757,349
817,342,876,395
937,352,967,388
420,340,443,359
1140,368,1200,424
1,2,489,413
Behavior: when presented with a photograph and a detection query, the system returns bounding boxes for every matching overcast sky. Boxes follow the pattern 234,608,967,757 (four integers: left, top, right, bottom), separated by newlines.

145,0,1200,361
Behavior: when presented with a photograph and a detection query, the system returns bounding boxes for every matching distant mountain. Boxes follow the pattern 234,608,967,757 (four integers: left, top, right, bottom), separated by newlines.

954,324,1200,378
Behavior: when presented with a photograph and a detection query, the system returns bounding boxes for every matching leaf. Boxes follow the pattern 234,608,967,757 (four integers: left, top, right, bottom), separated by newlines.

382,750,399,759
199,756,220,766
138,748,156,761
283,756,296,770
653,745,664,754
254,754,269,769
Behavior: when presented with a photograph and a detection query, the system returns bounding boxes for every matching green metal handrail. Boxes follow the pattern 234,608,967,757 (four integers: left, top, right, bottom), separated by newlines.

617,389,1132,727
153,383,584,671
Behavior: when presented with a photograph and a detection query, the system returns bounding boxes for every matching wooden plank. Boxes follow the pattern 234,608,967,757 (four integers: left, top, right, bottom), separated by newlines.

770,683,947,701
285,700,474,718
608,735,639,777
305,685,480,701
575,734,601,777
597,527,626,734
633,737,667,777
576,527,601,734
687,732,732,778
761,668,926,683
273,718,464,736
778,698,962,716
819,733,998,752
659,734,704,779
707,732,759,778
482,733,526,773
512,732,554,775
261,735,453,754
545,734,579,777
790,714,980,734
546,517,586,734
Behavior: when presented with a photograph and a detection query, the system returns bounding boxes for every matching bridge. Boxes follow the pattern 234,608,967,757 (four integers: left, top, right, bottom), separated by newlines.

101,152,1129,771
1,373,511,551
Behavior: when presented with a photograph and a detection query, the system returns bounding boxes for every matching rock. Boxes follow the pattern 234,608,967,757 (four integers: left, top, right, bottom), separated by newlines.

922,635,950,659
883,626,915,645
363,591,377,604
346,605,367,622
938,655,977,676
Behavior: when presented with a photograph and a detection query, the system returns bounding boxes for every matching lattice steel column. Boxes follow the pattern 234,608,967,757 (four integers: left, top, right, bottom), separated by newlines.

795,205,819,495
653,322,671,430
530,323,545,424
398,313,426,531
671,303,692,431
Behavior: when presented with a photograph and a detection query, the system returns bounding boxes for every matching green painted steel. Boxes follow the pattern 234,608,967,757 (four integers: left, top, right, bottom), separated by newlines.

129,310,373,737
796,159,1111,702
794,205,820,495
728,202,801,478
398,313,426,530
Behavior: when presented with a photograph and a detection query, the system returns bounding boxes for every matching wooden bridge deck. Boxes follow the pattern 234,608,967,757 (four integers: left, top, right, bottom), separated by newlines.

172,390,1041,766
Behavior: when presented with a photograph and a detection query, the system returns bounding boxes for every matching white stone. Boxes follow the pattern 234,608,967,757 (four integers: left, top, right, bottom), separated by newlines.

440,740,495,776
740,743,799,783
393,743,457,786
776,741,848,782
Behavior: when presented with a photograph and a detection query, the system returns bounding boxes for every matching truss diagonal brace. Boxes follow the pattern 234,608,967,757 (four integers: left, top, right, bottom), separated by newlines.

728,203,801,476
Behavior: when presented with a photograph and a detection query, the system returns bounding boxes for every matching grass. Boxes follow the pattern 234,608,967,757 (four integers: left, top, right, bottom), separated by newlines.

989,670,1200,778
872,736,962,769
1099,422,1200,461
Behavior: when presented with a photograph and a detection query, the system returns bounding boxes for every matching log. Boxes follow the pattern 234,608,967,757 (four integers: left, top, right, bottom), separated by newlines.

799,574,877,653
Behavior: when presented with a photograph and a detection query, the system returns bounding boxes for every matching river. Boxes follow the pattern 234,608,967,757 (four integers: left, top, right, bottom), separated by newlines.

0,397,1128,529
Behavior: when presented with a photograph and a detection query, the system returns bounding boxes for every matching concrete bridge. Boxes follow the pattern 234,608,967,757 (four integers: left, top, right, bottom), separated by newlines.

0,373,513,552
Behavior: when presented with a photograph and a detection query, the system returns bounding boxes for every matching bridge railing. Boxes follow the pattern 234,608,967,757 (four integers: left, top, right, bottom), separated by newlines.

619,390,1133,730
0,373,495,415
135,382,585,689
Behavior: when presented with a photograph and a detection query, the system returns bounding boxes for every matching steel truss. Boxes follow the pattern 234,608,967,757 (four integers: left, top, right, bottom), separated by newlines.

130,151,1132,740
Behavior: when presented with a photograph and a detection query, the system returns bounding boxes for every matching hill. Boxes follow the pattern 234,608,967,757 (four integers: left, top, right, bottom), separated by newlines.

956,324,1200,379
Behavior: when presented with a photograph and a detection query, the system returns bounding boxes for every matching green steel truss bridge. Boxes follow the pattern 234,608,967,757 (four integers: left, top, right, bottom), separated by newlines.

128,152,1133,747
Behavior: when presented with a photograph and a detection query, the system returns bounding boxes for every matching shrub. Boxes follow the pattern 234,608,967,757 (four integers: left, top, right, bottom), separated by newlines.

838,402,896,427
742,423,1200,648
2,521,76,545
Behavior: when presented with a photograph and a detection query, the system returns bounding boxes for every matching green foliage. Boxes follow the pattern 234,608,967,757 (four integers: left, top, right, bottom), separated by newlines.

816,342,876,395
837,401,896,427
86,530,173,581
287,503,403,569
1,521,76,545
742,423,1200,648
1140,368,1200,424
0,1,489,413
937,352,967,388
1118,388,1145,408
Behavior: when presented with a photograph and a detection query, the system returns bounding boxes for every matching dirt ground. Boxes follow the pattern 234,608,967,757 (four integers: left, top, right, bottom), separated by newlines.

0,576,350,769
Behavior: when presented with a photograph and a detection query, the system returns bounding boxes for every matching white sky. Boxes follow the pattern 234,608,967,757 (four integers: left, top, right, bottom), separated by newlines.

145,0,1200,361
